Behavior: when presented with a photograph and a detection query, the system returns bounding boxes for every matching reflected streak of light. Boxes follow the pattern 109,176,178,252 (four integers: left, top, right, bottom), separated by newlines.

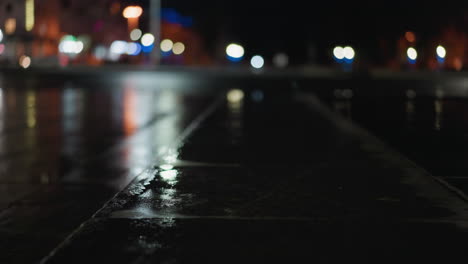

161,149,178,164
160,169,178,182
124,88,137,135
227,89,244,103
26,90,36,128
0,88,3,131
405,99,415,127
20,55,31,69
160,164,174,171
435,99,443,131
160,188,179,208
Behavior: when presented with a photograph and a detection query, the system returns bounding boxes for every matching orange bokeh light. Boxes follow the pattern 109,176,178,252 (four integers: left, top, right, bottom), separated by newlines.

405,31,415,43
123,6,143,19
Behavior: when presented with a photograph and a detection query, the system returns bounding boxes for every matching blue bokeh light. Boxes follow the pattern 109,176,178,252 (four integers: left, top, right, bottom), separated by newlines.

142,43,154,53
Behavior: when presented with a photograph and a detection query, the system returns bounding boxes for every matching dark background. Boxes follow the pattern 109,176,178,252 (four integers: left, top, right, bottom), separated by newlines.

153,0,468,64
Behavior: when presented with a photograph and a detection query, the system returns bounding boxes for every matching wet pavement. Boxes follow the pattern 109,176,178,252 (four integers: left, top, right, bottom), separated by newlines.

308,75,468,197
2,69,468,263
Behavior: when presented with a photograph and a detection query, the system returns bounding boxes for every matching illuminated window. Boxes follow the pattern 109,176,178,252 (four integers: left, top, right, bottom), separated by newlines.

25,0,35,31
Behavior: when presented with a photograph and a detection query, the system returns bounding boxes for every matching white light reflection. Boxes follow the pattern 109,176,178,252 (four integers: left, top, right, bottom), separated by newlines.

227,89,244,103
120,80,183,187
0,88,3,131
160,164,174,171
26,90,36,128
160,169,178,182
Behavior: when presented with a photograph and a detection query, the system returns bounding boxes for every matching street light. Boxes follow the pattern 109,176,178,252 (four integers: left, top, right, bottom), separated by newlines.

141,33,155,47
407,47,417,64
122,6,143,34
436,45,446,64
160,39,173,53
226,43,244,62
130,29,142,41
250,55,264,69
173,42,185,55
343,46,355,61
333,46,344,61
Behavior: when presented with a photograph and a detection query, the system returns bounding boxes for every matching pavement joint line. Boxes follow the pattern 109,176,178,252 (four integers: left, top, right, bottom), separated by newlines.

108,214,332,222
96,214,468,227
431,176,468,204
39,95,224,264
154,160,242,168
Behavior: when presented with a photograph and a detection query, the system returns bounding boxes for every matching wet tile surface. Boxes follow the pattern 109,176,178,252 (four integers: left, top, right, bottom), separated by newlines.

0,72,217,263
43,78,468,263
46,218,468,264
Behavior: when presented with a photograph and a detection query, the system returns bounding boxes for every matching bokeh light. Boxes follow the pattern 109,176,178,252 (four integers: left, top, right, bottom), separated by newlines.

343,46,355,60
407,47,417,61
122,6,143,19
5,18,16,34
126,42,141,55
142,43,154,53
59,38,84,54
273,53,289,68
250,55,265,69
19,55,31,69
93,45,107,59
333,46,344,60
227,89,244,103
0,29,3,42
226,43,244,61
173,42,185,55
110,40,127,54
405,31,416,43
130,29,142,41
436,45,446,59
160,39,173,52
141,33,155,47
25,0,34,31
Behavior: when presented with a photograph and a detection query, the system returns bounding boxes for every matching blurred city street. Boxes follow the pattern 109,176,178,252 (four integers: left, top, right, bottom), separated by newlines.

2,0,468,262
2,68,468,263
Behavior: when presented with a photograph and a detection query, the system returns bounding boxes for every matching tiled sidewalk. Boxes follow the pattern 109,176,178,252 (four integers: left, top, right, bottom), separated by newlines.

43,87,468,264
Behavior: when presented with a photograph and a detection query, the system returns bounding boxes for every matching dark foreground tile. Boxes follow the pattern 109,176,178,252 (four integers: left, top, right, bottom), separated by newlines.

46,217,468,264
